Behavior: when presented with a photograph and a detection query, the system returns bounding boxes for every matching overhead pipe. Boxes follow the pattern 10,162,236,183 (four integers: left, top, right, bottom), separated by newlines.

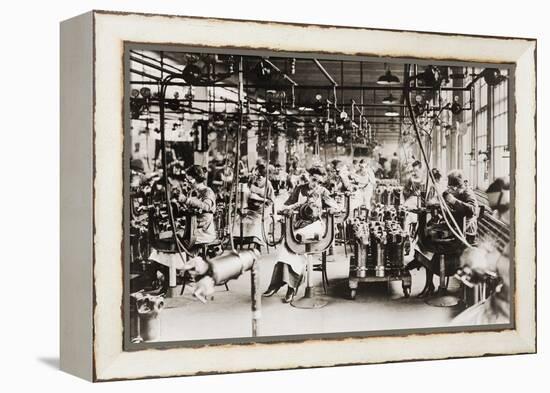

130,50,183,74
135,97,407,109
130,55,179,77
130,68,160,81
312,59,338,86
262,58,299,86
466,68,485,89
144,101,469,119
130,53,478,91
129,80,472,92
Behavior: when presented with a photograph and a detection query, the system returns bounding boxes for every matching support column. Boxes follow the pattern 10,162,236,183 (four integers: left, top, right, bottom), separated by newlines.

450,127,458,170
432,126,440,169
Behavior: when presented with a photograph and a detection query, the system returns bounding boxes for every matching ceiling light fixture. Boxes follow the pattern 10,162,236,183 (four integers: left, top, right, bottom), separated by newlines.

384,107,399,117
377,67,400,85
382,93,398,104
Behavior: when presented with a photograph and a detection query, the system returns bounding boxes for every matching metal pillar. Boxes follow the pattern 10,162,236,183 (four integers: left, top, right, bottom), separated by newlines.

425,254,461,307
291,245,329,309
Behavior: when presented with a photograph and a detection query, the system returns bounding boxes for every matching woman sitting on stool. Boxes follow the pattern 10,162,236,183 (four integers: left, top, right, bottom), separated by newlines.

175,164,217,246
263,166,338,303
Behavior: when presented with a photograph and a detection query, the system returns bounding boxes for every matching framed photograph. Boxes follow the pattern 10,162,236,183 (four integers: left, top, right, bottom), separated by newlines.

60,10,536,381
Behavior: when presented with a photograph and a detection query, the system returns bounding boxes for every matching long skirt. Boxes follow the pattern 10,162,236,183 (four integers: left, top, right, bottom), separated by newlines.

265,220,325,290
233,209,268,245
267,261,303,290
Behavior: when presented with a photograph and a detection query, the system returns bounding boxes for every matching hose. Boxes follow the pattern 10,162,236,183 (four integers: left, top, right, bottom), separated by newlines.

158,77,197,265
260,120,281,247
226,96,244,255
403,65,472,249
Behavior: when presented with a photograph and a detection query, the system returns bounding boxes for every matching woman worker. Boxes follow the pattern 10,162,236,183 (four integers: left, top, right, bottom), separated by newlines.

352,159,377,209
425,168,446,204
262,166,339,303
450,176,510,325
175,164,217,245
233,163,275,247
147,165,217,294
211,159,234,203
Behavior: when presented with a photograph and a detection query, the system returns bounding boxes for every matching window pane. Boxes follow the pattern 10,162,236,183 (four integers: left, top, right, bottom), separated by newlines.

492,79,509,181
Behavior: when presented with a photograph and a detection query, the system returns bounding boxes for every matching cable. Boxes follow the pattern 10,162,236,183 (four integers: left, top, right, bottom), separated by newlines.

406,92,470,247
226,113,240,254
226,56,245,255
158,76,197,265
403,65,472,249
259,120,281,248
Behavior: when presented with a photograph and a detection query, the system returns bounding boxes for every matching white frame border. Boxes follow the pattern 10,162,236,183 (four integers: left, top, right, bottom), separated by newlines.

91,11,536,381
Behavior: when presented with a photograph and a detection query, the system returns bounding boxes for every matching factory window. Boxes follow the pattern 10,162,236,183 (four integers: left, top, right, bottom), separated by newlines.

436,68,509,191
474,78,490,190
462,123,475,182
492,79,509,179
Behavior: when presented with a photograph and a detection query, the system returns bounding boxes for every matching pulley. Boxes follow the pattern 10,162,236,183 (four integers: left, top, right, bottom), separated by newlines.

482,68,507,86
182,64,203,84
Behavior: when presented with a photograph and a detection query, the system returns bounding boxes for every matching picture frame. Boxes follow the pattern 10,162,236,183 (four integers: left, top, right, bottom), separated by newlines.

60,10,536,381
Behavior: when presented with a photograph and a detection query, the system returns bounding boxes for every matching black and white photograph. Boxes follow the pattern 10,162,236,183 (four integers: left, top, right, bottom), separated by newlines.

0,0,545,387
125,47,514,345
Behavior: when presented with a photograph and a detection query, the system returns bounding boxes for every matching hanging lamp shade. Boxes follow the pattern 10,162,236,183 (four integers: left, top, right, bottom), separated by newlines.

382,93,398,104
384,107,399,117
377,69,400,85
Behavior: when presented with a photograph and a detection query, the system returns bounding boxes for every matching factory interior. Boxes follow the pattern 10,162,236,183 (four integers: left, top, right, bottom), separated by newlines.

127,49,512,344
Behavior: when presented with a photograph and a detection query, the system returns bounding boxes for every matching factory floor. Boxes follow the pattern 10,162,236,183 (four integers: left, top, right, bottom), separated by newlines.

158,244,465,343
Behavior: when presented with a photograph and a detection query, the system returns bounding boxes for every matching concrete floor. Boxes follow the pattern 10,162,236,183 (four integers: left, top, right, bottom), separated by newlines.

158,244,465,343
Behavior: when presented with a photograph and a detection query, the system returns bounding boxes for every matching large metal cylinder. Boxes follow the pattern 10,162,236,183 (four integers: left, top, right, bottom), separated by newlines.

210,249,260,284
387,232,405,266
352,221,370,278
135,293,165,342
356,244,367,278
375,242,385,277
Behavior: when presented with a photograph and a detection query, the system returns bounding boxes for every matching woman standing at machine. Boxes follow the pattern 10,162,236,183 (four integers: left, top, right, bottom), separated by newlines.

352,158,377,210
262,166,338,303
233,163,275,247
325,160,354,193
211,159,234,203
